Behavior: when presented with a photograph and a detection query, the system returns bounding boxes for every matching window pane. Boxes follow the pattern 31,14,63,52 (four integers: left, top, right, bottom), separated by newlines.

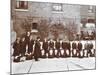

24,1,28,9
16,1,19,8
52,4,62,11
20,1,25,9
16,1,28,9
88,6,93,13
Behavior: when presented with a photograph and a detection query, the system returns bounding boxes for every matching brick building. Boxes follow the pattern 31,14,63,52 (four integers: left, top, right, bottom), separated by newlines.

11,0,96,41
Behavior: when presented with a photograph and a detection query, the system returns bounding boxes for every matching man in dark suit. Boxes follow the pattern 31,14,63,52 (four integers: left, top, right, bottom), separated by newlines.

25,32,30,45
27,36,34,54
26,36,34,60
34,37,41,61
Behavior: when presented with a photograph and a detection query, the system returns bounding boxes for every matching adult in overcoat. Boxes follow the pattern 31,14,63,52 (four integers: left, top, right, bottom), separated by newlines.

25,32,30,45
28,39,34,54
34,38,41,61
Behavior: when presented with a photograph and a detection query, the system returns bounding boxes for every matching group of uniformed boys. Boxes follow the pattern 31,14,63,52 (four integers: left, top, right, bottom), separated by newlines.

12,32,95,62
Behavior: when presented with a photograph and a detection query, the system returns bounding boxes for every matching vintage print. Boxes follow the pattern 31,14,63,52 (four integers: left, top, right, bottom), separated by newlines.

11,0,96,74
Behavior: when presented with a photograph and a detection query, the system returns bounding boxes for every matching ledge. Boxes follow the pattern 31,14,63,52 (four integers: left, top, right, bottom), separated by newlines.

15,9,29,12
52,11,64,13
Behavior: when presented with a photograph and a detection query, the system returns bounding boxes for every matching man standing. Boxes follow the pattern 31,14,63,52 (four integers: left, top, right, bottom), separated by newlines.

25,32,30,45
34,37,41,61
26,36,34,60
27,36,34,54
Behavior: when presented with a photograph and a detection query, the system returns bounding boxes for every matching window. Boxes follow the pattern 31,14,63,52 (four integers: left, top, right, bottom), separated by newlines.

88,19,95,23
88,6,93,13
32,23,38,29
52,4,63,12
16,1,28,9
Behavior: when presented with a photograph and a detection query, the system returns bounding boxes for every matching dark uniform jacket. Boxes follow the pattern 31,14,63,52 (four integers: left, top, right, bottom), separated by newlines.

20,40,26,54
72,42,77,49
62,42,67,50
89,43,93,49
25,35,30,45
84,43,89,50
67,42,71,50
13,41,21,56
55,41,60,50
34,41,41,57
28,40,34,53
42,41,48,50
49,41,54,49
78,42,82,50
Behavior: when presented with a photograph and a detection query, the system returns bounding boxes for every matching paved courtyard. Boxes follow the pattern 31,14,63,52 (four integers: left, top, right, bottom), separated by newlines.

11,57,95,74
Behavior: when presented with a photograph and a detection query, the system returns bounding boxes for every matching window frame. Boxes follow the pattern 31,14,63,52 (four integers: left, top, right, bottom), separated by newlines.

52,3,63,12
15,1,28,10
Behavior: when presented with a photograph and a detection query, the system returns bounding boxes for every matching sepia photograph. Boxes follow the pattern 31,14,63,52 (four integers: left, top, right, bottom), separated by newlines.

11,0,96,74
